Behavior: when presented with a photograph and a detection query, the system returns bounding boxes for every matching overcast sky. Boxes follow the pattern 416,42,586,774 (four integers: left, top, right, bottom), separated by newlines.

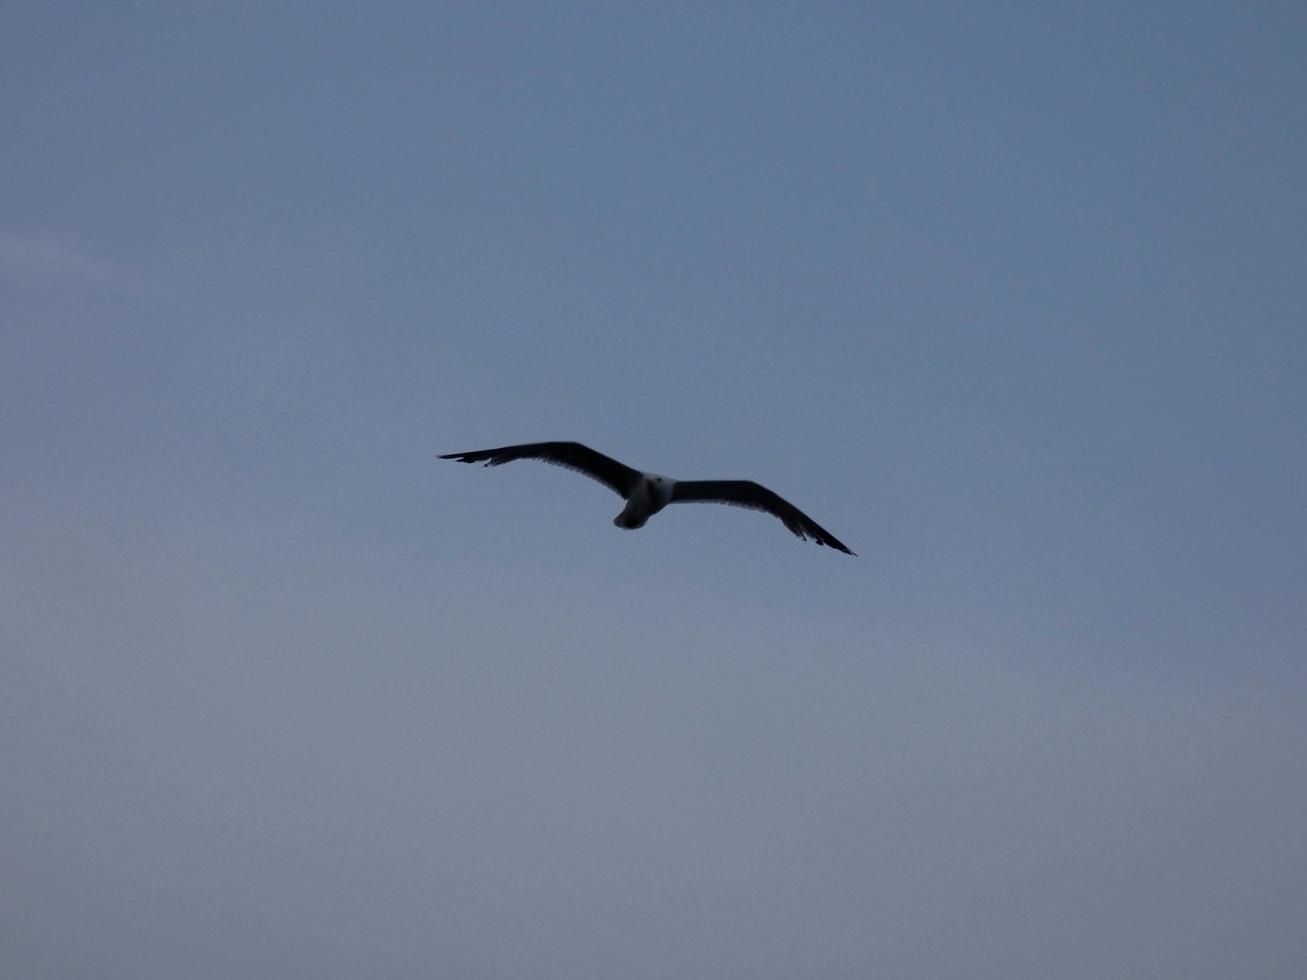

3,3,1305,978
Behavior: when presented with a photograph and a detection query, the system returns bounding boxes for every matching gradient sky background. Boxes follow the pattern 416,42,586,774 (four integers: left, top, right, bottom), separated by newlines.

3,3,1305,977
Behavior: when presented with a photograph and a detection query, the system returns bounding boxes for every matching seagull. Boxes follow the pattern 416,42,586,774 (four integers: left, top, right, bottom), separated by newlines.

439,441,855,555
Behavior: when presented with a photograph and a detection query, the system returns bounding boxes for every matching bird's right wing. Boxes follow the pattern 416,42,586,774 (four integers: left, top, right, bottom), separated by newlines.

439,441,642,497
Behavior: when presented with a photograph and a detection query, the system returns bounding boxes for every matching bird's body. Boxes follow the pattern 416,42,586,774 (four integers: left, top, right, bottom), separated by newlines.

439,441,855,556
613,473,675,529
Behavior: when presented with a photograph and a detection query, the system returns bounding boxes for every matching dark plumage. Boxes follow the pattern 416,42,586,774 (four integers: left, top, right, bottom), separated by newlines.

440,440,855,556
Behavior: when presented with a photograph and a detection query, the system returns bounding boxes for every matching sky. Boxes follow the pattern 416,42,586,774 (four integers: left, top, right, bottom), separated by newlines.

3,2,1305,977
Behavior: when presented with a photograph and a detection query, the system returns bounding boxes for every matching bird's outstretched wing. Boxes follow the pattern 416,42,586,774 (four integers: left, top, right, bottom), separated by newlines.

669,480,855,555
439,441,642,498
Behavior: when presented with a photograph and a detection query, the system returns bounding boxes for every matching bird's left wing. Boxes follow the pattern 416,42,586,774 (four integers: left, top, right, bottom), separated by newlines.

669,480,855,555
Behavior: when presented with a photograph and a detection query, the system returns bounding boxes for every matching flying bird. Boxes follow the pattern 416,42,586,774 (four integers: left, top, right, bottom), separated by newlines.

439,441,855,555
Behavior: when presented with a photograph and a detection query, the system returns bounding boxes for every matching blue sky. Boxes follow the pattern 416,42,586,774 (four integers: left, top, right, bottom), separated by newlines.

3,3,1305,977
